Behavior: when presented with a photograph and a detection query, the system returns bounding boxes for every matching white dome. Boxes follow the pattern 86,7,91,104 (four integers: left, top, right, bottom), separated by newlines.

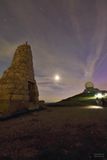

85,82,94,89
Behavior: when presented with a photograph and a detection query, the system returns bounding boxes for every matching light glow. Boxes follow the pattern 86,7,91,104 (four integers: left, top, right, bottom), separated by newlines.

95,93,103,99
85,105,103,109
54,74,61,82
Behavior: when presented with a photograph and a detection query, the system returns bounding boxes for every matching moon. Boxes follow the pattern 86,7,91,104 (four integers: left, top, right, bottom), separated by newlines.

54,74,61,82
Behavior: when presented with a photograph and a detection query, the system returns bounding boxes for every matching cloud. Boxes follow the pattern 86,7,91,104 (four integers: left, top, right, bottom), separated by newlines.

85,0,107,81
1,0,107,101
0,39,20,73
0,39,15,58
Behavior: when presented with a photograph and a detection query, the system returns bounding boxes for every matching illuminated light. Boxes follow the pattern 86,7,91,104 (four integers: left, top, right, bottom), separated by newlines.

95,93,103,99
85,105,103,109
54,74,60,81
104,93,107,97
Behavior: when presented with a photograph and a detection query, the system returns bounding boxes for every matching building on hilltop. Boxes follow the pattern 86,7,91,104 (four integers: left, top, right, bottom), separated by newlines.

84,81,100,94
0,42,39,116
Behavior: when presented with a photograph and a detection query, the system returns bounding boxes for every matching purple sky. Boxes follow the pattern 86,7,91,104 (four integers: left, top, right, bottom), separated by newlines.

0,0,107,102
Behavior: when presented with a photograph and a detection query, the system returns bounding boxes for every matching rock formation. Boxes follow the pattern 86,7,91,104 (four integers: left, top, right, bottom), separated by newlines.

0,42,39,115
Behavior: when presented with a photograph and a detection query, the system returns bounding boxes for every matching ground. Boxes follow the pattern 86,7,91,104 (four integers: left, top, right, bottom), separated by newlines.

0,106,107,160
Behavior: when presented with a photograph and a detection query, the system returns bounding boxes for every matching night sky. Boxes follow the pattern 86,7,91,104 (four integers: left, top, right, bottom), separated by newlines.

0,0,107,102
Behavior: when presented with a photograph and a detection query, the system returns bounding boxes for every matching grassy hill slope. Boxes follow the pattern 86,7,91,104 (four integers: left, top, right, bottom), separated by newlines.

57,92,97,106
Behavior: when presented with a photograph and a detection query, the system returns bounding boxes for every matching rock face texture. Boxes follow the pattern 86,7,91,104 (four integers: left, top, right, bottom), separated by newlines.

0,42,39,115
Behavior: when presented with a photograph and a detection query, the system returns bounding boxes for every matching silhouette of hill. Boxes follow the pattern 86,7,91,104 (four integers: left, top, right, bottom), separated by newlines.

56,92,96,106
56,88,107,106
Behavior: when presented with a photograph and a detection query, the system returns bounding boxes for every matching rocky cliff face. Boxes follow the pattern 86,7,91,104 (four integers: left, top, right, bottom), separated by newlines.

0,42,39,114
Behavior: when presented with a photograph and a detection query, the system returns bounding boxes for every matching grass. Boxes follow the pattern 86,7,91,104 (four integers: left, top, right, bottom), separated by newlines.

0,106,107,159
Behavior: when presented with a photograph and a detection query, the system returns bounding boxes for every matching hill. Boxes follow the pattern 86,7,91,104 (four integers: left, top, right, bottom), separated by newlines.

57,92,97,106
56,87,107,106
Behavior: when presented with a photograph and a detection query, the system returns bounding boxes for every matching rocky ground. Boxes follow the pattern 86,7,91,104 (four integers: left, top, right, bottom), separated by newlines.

0,106,107,160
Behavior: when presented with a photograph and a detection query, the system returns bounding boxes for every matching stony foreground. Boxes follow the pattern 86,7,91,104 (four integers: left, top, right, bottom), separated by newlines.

0,106,107,160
